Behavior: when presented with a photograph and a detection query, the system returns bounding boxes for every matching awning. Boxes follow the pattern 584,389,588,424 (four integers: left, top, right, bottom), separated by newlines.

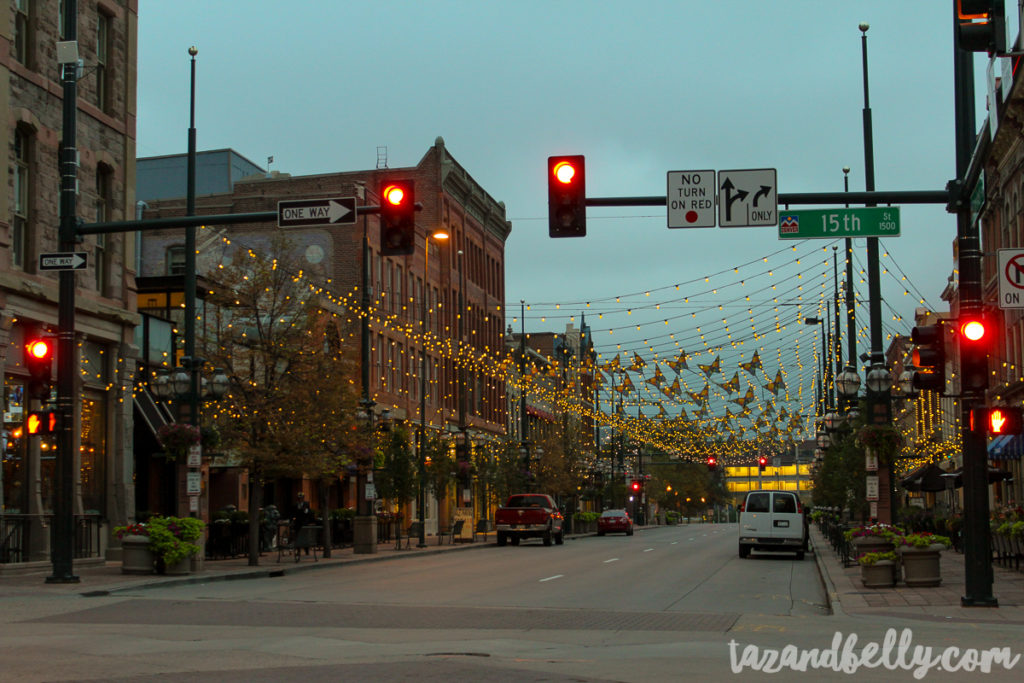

133,386,174,438
987,435,1013,459
991,434,1023,461
899,463,949,493
944,465,1013,488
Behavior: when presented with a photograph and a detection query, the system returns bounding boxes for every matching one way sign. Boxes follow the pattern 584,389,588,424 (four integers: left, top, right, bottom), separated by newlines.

717,169,777,228
278,197,357,228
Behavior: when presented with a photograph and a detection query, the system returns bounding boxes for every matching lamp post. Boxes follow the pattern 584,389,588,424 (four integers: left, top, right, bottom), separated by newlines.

418,228,448,548
841,167,860,412
354,202,377,554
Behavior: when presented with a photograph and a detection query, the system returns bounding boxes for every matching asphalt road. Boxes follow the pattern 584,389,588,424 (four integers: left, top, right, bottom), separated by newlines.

3,524,1023,682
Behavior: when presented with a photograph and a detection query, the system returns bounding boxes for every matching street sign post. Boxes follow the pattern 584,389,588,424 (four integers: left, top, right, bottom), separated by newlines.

39,252,87,271
998,249,1024,309
778,207,901,240
667,170,715,228
717,169,777,227
277,197,356,228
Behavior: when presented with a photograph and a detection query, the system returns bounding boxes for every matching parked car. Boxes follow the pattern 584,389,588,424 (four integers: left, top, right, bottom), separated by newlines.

738,490,807,560
597,509,633,536
494,494,564,546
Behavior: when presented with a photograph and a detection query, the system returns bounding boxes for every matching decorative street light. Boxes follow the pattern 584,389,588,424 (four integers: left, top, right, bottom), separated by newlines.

418,228,448,548
835,367,861,403
898,368,917,399
865,365,892,395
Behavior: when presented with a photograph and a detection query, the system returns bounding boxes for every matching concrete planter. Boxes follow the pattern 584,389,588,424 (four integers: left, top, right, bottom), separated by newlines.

860,560,897,588
851,536,895,556
120,534,155,575
898,545,945,587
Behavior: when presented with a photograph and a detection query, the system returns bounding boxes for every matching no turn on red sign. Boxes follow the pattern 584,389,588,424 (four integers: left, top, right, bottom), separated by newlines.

998,249,1024,309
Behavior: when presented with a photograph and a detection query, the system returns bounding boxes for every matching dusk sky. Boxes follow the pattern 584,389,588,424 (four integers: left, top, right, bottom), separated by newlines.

135,2,1013,438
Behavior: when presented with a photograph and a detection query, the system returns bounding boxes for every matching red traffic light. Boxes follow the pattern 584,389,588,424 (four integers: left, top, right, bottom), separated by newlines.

630,480,641,492
27,339,53,361
24,337,55,400
547,155,586,238
382,183,407,206
552,160,578,185
758,456,768,467
379,179,416,256
960,318,986,342
706,455,717,469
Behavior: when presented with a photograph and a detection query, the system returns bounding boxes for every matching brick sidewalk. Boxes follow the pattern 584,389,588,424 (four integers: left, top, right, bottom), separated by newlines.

809,523,1024,624
0,533,494,598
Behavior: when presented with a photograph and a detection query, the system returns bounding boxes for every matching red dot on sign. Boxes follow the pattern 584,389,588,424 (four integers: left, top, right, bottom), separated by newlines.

686,210,699,223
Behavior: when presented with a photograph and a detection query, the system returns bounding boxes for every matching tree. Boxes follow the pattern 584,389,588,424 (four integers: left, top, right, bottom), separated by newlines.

375,424,418,521
204,234,361,565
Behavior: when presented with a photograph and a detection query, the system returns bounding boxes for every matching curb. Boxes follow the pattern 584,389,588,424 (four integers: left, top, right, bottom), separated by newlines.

810,532,844,617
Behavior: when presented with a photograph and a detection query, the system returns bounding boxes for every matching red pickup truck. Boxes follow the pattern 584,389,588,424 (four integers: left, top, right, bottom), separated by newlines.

495,494,564,546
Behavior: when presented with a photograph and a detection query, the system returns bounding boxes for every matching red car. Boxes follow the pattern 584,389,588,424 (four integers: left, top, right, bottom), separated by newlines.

597,509,634,536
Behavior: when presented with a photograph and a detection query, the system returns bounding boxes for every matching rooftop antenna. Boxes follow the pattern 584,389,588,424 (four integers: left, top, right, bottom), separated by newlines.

376,146,388,169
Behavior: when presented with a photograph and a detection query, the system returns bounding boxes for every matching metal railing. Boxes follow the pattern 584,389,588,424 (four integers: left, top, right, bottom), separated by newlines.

0,514,103,563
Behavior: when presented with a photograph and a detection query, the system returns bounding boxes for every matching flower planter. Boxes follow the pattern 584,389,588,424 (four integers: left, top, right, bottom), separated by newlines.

162,556,193,576
860,560,897,588
898,545,944,587
120,534,155,575
852,535,894,556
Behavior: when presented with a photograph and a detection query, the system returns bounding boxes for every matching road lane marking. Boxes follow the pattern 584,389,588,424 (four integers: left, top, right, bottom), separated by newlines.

670,541,678,545
539,574,563,582
603,558,619,564
643,548,654,553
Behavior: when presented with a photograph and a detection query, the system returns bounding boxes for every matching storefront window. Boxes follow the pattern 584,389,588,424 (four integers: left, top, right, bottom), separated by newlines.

80,394,106,514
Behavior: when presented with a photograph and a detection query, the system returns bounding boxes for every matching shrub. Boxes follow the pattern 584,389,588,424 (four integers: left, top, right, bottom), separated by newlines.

857,551,897,566
146,516,205,566
843,523,904,543
900,532,951,549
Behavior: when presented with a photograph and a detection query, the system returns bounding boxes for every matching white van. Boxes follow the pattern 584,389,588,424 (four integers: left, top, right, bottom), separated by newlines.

738,490,807,560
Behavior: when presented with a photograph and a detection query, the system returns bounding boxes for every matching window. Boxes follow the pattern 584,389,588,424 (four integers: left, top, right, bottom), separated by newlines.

94,166,112,293
745,492,770,513
773,493,797,514
14,0,30,65
167,245,186,275
96,12,110,111
13,129,30,269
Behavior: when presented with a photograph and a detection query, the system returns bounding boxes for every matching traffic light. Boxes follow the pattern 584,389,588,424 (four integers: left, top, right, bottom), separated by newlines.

910,323,946,394
958,314,991,395
758,455,768,471
706,455,717,470
630,480,641,493
972,407,1024,435
379,179,416,255
24,337,54,401
547,155,586,238
25,409,58,435
957,0,1006,54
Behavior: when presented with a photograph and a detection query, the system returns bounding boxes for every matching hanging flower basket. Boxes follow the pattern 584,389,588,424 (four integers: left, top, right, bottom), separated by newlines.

156,423,201,462
856,424,903,463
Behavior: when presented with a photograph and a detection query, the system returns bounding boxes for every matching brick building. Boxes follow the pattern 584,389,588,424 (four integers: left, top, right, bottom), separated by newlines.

136,138,511,532
1,2,139,565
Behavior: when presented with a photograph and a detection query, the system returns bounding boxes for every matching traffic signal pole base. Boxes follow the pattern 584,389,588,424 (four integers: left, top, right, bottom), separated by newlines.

961,595,999,608
45,574,79,584
353,516,378,555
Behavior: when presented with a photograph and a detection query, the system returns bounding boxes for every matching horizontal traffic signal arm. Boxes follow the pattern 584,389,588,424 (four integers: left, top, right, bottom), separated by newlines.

77,204,423,236
580,189,951,208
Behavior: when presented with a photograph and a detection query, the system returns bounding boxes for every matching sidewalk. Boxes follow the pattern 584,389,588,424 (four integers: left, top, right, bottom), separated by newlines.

0,533,495,598
810,523,1024,625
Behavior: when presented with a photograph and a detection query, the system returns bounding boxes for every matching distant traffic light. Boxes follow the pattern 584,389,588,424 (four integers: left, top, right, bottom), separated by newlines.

706,455,717,470
972,407,1023,435
758,455,768,471
957,0,1006,54
910,323,946,394
631,480,641,493
26,409,58,435
24,337,54,401
379,180,416,255
958,314,991,394
547,155,586,238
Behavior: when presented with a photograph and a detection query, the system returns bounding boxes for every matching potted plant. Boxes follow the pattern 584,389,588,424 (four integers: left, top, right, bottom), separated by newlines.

897,532,951,587
146,516,205,574
156,422,201,462
858,551,898,588
844,523,904,555
855,424,903,463
114,522,154,575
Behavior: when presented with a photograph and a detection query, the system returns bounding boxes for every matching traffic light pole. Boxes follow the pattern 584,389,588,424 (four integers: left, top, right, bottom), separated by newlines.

48,0,80,583
952,5,996,607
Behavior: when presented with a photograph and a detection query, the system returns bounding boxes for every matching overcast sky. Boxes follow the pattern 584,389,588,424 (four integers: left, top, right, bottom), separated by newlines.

136,2,1014,438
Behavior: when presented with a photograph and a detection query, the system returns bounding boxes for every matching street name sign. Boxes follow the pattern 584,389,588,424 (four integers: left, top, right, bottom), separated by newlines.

667,170,715,228
998,248,1024,309
717,169,777,227
278,197,356,228
39,252,87,271
778,207,901,240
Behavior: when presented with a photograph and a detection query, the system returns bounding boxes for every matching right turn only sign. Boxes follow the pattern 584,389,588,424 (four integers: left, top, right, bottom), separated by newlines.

999,249,1024,309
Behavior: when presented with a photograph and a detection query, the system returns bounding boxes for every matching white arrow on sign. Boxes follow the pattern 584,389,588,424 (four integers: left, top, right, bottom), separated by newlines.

278,197,357,228
39,252,88,270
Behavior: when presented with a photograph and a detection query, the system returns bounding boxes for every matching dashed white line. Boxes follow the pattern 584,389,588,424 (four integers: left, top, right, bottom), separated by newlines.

539,574,563,582
643,548,654,553
603,558,619,564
